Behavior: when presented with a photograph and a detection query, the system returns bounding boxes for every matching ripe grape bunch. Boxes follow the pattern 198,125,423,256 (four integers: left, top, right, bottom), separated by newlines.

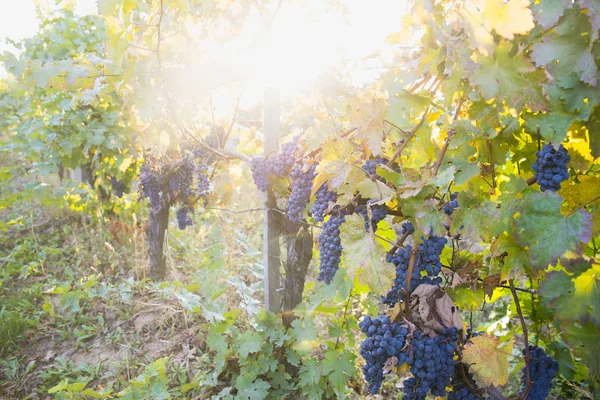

532,144,570,192
362,158,389,182
110,176,125,198
355,203,388,232
442,192,459,215
196,162,210,199
359,316,410,394
317,213,346,284
311,183,337,222
382,229,447,306
140,164,162,209
519,346,558,400
402,328,458,400
250,137,298,192
287,163,317,223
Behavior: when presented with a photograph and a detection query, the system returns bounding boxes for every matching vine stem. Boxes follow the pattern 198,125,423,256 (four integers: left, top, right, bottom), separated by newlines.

432,129,455,177
386,231,410,257
334,288,354,350
487,139,496,188
510,279,533,400
387,107,429,167
403,242,419,316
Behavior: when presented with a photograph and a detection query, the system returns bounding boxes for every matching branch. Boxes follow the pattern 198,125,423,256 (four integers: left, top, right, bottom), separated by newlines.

204,207,265,214
526,176,537,186
387,106,429,167
403,242,419,315
510,279,533,400
334,288,354,350
486,139,496,189
432,129,455,177
386,231,410,257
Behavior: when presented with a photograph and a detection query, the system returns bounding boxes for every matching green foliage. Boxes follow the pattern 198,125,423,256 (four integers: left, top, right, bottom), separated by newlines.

1,0,600,398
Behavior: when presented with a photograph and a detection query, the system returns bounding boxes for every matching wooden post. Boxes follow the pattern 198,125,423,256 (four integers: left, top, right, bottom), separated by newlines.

263,86,282,312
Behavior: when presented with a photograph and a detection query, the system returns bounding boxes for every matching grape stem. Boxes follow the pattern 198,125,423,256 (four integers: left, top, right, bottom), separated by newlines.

334,288,354,350
486,139,496,188
432,128,455,177
510,279,533,400
403,242,419,316
386,231,410,258
387,106,430,167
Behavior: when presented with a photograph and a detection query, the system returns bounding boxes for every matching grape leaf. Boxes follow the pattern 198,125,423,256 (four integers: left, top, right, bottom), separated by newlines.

386,91,429,131
471,43,538,110
532,0,572,29
560,176,600,214
561,321,600,377
449,120,496,149
356,178,394,202
462,334,514,387
571,264,600,326
340,214,393,295
531,13,598,86
236,331,263,359
515,191,592,269
489,234,533,279
539,270,574,305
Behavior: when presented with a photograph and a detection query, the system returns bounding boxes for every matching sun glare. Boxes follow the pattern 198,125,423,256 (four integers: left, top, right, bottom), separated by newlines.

207,0,411,109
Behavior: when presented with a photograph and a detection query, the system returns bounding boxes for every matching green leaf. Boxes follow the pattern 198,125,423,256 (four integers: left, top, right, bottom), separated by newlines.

561,321,600,377
470,43,541,110
237,331,263,359
340,214,393,295
449,120,496,149
386,91,429,131
531,13,598,86
515,191,593,269
532,0,572,29
322,349,356,394
356,178,393,202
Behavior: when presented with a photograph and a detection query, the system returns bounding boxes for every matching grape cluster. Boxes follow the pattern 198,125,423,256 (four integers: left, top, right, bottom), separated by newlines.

532,144,570,192
402,328,458,399
355,203,388,232
250,138,299,191
110,176,125,198
362,158,389,181
402,222,415,235
169,159,196,202
196,162,210,198
176,206,193,229
359,316,410,394
443,192,459,215
317,213,346,284
287,163,317,223
251,157,269,192
447,361,478,400
271,139,298,176
140,164,162,208
519,346,558,400
139,157,212,230
382,235,447,306
311,183,338,222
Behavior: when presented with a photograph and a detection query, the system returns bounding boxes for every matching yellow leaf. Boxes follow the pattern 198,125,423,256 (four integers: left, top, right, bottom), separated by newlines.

462,0,534,55
462,334,513,387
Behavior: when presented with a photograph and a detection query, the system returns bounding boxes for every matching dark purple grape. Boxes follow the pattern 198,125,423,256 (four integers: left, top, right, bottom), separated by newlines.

111,176,125,198
176,206,193,229
532,144,570,192
287,163,317,223
317,213,346,284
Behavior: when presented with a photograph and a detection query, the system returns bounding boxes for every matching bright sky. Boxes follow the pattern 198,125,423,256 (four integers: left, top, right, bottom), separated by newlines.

0,0,97,51
0,0,411,105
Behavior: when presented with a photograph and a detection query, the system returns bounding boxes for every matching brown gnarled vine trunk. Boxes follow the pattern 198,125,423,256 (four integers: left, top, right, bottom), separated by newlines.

147,203,169,280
